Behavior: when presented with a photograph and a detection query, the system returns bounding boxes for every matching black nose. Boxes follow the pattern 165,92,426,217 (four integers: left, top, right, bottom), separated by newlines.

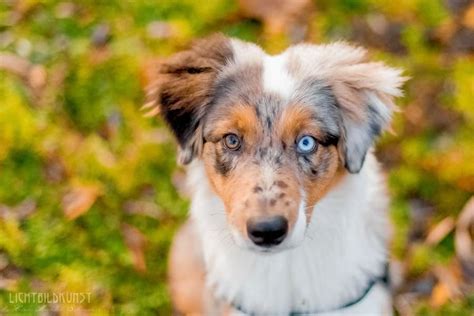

247,216,288,247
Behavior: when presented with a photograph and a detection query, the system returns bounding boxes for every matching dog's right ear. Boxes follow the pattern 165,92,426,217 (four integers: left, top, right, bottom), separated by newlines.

146,34,233,164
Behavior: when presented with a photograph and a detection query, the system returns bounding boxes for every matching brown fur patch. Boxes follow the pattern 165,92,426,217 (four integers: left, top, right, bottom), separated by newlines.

168,220,233,315
302,148,345,218
205,104,260,145
203,141,301,238
168,220,206,314
148,34,234,164
277,104,326,144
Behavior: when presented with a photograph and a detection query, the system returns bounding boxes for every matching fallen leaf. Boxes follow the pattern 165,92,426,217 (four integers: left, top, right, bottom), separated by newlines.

15,199,37,220
121,224,147,273
394,293,417,316
62,185,101,220
462,4,474,29
55,2,76,19
425,216,455,246
0,53,30,78
0,53,48,101
430,282,450,308
0,199,37,221
28,64,47,90
147,21,174,39
430,264,463,308
455,196,474,281
238,0,314,42
123,200,162,219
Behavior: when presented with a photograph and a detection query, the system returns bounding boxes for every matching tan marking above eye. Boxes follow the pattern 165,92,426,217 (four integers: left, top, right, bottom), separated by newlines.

276,104,325,145
205,103,260,145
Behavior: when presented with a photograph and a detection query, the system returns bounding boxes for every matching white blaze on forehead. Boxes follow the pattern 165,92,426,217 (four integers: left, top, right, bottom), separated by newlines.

262,54,295,99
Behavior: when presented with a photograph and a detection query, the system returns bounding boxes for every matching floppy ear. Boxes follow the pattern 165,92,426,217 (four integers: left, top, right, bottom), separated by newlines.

324,44,407,173
145,34,233,164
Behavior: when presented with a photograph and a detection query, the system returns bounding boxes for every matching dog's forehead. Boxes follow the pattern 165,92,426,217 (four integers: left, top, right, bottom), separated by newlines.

221,39,297,101
208,40,340,138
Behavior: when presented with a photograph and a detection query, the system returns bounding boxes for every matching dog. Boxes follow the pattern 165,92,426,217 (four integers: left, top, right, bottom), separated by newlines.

146,34,406,315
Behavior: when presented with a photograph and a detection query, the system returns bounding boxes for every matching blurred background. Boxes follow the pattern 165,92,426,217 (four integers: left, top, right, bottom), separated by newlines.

0,0,473,314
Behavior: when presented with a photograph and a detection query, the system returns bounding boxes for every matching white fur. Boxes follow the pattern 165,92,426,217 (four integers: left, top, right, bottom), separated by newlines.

230,38,265,65
286,189,307,247
262,53,296,99
187,153,392,315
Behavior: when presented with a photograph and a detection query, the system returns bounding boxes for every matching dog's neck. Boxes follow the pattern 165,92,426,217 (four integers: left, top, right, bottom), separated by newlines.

188,153,391,314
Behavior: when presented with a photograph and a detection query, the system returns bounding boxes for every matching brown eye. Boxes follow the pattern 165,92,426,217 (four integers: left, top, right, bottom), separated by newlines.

223,133,241,150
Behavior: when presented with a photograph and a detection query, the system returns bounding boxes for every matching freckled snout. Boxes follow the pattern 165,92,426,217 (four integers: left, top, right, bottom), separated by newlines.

246,216,288,247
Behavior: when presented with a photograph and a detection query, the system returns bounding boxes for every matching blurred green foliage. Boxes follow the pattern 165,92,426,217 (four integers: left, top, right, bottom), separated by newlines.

0,0,473,314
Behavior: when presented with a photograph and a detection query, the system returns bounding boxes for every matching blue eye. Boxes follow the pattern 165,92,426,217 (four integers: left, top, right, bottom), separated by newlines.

296,135,317,154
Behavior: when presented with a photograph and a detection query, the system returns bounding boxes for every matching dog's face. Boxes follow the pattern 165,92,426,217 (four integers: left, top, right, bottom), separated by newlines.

148,35,404,252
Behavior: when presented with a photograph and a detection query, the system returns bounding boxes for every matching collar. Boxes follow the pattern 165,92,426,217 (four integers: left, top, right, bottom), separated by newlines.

231,264,390,315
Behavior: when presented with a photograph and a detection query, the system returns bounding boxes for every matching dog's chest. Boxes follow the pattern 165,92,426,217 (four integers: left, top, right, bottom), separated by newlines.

188,156,390,314
200,215,387,314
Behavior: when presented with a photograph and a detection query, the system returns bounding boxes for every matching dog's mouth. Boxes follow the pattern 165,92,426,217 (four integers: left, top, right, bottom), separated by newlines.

233,232,304,254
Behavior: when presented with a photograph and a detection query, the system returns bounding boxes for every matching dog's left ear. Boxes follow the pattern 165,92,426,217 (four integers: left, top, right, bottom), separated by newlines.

146,34,233,164
324,44,407,173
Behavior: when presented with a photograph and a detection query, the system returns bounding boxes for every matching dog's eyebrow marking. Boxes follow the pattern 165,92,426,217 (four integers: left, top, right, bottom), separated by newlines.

269,199,276,206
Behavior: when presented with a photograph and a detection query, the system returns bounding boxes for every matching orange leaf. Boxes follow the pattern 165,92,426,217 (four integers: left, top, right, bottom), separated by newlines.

463,5,474,29
121,224,147,273
430,282,450,308
431,264,463,308
455,196,474,281
62,185,101,220
425,217,455,246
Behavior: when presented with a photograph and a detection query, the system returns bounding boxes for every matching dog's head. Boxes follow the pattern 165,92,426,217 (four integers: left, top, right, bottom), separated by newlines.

148,34,405,252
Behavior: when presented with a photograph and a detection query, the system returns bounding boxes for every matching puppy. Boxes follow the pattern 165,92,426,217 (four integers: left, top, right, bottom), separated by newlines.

147,34,406,315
